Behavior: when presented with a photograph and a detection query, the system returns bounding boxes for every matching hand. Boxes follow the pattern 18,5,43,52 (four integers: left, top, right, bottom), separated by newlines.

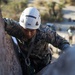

3,18,10,25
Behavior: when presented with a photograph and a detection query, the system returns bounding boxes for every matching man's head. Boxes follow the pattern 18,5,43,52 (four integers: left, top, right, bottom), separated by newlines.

19,7,41,29
19,7,41,39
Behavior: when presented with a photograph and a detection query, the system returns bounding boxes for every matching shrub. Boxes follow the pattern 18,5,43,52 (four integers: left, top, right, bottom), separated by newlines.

28,0,64,23
1,0,28,21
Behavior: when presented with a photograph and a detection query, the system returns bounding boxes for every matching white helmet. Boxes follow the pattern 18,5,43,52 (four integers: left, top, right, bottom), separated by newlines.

19,7,41,29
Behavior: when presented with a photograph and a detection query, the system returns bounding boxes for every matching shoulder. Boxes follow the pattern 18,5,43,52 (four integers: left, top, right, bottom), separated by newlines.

36,25,56,39
39,25,56,33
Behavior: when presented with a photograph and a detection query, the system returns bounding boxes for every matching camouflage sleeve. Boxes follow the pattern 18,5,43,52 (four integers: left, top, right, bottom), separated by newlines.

42,27,70,50
3,18,25,40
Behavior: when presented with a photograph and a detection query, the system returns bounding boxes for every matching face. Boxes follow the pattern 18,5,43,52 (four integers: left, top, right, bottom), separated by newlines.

24,29,36,39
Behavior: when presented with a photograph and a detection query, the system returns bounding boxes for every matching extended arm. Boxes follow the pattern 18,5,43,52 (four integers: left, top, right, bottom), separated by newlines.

3,18,25,40
41,26,70,50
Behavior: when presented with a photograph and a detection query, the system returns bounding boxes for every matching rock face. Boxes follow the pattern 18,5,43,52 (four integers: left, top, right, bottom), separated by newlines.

36,45,75,75
0,9,22,75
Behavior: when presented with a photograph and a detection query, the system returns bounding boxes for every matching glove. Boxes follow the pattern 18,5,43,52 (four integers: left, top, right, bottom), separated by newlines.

3,18,7,24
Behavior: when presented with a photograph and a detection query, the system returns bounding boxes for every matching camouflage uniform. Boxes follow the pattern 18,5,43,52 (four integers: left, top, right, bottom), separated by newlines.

4,18,70,74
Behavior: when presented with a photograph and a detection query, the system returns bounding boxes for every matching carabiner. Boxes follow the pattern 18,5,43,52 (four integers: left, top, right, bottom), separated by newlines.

25,58,30,66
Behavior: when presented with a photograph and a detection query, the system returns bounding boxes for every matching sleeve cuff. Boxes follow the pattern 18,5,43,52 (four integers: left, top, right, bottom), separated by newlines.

62,44,70,51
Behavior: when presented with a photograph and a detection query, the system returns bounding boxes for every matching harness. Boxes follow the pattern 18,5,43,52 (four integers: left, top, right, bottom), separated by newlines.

12,35,52,75
12,35,36,75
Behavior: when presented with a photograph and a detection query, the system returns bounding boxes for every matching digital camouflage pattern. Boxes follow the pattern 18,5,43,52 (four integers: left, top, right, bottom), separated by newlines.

3,18,70,72
4,18,70,59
